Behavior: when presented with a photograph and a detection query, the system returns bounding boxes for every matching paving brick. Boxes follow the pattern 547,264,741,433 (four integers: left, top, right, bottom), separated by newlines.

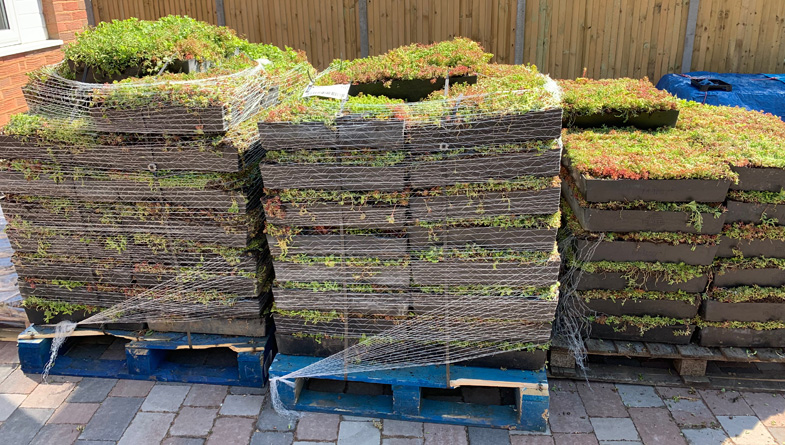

251,431,294,445
21,381,75,408
293,442,329,445
590,418,639,442
163,438,205,445
257,399,296,431
184,384,227,407
768,427,785,444
118,411,174,445
0,365,15,384
383,419,424,438
0,407,54,444
509,425,551,436
295,412,340,441
550,380,577,392
75,441,116,445
657,387,717,428
716,416,777,445
48,402,99,424
552,433,598,445
141,384,190,412
741,392,785,427
343,415,379,421
423,423,467,445
67,378,117,403
681,428,731,445
0,368,41,394
220,394,264,416
109,380,154,397
510,434,554,444
0,342,19,365
80,397,144,441
577,382,628,418
383,438,423,445
169,407,217,436
229,386,267,395
338,421,382,445
698,389,754,417
0,393,26,421
629,407,686,445
31,423,81,445
467,427,510,445
597,441,642,444
615,384,664,408
549,389,593,433
206,416,255,445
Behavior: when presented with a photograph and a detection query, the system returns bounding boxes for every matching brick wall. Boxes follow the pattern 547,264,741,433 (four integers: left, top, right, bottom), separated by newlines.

0,0,88,125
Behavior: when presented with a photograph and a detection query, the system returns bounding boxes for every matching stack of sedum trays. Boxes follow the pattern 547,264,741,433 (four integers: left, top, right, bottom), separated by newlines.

0,17,313,334
260,39,564,369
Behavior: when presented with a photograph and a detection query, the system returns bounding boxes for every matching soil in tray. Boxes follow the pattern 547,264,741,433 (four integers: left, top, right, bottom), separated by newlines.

562,181,725,235
260,163,406,192
717,237,785,258
445,109,564,148
730,166,785,192
574,238,719,266
89,104,229,134
409,189,560,221
565,164,731,203
566,109,680,130
698,326,785,348
726,201,785,225
713,268,785,288
264,201,408,229
267,233,408,258
148,316,269,337
702,300,785,322
589,322,695,345
348,76,477,102
272,261,410,287
410,259,560,287
581,293,700,318
408,149,562,189
407,226,558,252
258,122,338,150
24,308,145,331
574,271,709,293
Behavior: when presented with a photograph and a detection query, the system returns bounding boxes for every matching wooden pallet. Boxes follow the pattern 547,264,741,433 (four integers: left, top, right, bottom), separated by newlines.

17,325,274,387
549,337,785,389
270,354,549,431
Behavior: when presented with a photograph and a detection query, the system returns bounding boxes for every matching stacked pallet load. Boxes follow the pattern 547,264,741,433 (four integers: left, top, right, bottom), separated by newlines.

260,40,563,428
559,79,728,346
1,17,312,336
688,104,785,348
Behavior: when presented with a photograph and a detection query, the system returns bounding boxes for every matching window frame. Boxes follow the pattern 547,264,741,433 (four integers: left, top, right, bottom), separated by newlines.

0,0,21,48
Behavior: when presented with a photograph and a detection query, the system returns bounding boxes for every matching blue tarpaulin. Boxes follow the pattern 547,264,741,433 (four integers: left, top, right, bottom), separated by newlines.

656,71,785,120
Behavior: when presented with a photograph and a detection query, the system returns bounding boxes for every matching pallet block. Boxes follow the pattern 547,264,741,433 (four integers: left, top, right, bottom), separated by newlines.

549,337,785,385
270,354,549,431
17,325,274,387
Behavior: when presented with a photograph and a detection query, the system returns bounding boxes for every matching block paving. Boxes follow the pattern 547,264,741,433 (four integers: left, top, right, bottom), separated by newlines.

0,341,782,444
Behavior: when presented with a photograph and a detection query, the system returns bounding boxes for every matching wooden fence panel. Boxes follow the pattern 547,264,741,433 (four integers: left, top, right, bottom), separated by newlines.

692,0,785,75
90,0,785,77
93,0,217,25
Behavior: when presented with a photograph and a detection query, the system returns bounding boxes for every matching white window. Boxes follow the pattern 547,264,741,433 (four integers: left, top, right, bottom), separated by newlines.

0,0,21,47
0,0,61,57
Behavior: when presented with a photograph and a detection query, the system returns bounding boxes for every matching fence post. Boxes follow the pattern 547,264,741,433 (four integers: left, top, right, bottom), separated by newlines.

681,0,700,73
359,0,369,57
84,0,95,26
514,0,526,64
215,0,226,26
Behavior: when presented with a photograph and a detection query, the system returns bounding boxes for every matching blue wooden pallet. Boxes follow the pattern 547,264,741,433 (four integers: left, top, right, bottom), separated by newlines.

270,354,549,431
17,325,274,387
